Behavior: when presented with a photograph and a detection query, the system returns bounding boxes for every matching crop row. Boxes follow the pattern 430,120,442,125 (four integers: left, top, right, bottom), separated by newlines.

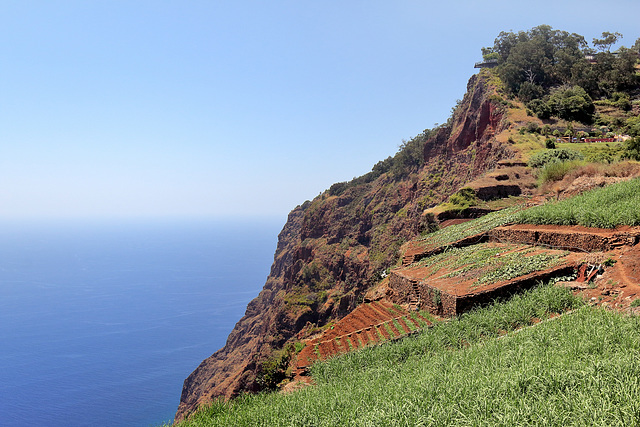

417,206,521,249
516,177,640,228
413,243,568,286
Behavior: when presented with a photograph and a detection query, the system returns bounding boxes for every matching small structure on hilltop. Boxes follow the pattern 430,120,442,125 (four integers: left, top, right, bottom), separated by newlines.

474,58,498,69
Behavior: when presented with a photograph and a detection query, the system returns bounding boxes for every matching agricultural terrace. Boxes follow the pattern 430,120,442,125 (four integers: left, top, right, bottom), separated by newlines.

171,284,640,427
407,243,571,289
418,206,520,247
516,177,640,228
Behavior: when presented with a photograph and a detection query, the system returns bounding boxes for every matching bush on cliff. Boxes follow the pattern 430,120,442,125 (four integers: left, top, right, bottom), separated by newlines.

546,85,595,124
527,148,584,168
327,128,437,197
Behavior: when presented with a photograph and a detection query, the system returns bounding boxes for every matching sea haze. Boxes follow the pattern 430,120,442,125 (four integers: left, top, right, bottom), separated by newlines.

0,217,282,427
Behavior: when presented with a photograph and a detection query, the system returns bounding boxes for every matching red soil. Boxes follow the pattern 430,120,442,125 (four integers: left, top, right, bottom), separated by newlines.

292,300,432,377
397,243,579,297
565,244,640,312
492,224,640,252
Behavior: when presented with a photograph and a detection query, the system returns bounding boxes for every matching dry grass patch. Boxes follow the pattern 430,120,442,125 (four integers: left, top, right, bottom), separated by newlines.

542,161,640,196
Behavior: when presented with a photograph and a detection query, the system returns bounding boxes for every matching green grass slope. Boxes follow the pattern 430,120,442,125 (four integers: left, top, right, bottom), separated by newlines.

516,177,640,228
173,284,640,426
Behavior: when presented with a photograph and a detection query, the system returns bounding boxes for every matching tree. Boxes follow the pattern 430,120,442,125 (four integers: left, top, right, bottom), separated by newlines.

492,26,588,93
566,122,575,137
569,59,600,97
518,81,544,102
547,86,595,124
493,30,523,61
527,98,552,120
624,137,640,161
481,50,500,61
485,26,638,108
626,117,640,137
593,31,623,52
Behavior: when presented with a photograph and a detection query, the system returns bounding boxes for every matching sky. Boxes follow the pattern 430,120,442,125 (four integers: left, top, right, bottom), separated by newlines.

1,1,638,221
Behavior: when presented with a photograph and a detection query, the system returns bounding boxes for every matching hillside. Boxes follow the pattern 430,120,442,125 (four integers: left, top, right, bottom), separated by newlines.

176,284,640,426
175,26,640,423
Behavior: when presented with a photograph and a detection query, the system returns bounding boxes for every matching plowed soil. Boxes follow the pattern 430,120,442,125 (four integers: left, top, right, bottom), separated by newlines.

292,300,431,377
397,242,578,297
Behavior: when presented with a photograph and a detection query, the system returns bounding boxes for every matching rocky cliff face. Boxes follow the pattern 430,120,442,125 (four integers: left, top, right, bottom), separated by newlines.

175,70,514,422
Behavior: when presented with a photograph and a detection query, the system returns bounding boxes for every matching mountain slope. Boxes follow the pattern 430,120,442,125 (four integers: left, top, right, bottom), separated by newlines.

175,69,518,422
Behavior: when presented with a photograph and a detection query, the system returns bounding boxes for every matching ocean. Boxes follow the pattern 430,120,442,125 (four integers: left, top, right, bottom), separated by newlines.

0,218,283,426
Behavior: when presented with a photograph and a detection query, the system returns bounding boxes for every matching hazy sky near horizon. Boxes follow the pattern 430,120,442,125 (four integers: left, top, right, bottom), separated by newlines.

1,1,639,221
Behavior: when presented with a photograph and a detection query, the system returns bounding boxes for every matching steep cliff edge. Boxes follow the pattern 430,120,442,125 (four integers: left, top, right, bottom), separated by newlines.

175,70,515,422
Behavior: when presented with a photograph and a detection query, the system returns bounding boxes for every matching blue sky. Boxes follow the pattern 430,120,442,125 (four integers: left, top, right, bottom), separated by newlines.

1,1,638,220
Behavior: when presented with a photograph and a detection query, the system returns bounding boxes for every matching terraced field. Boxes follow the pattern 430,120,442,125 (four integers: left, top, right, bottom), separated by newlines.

293,300,432,376
402,206,522,265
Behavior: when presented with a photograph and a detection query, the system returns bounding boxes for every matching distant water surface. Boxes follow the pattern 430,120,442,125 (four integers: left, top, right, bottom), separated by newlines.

0,218,282,426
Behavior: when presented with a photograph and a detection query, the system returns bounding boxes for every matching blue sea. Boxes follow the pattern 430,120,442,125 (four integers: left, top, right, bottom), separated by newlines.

0,218,283,426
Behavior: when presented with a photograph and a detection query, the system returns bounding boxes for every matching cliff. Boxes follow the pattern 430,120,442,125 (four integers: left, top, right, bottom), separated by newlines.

175,70,515,422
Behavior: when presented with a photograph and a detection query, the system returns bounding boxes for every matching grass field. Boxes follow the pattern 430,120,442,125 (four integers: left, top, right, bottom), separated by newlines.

516,177,640,228
169,284,640,427
416,206,520,249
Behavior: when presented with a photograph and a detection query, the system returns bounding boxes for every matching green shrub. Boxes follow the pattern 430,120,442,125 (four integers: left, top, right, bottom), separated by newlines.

256,343,299,390
328,181,349,196
612,92,632,111
625,137,640,161
547,85,595,124
625,116,640,137
431,289,442,306
448,187,478,208
527,98,552,119
518,82,545,103
538,159,584,184
526,121,540,133
528,148,584,168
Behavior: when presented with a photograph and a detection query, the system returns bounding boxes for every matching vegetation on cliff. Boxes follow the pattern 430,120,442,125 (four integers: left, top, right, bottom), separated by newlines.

483,25,640,164
416,206,520,248
176,24,640,423
485,25,639,120
176,66,512,421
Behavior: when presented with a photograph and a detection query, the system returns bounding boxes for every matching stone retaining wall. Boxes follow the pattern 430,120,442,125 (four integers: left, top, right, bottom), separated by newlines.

490,226,640,252
389,264,576,317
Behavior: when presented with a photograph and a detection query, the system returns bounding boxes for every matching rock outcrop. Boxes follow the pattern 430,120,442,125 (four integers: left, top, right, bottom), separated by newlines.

175,70,514,422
